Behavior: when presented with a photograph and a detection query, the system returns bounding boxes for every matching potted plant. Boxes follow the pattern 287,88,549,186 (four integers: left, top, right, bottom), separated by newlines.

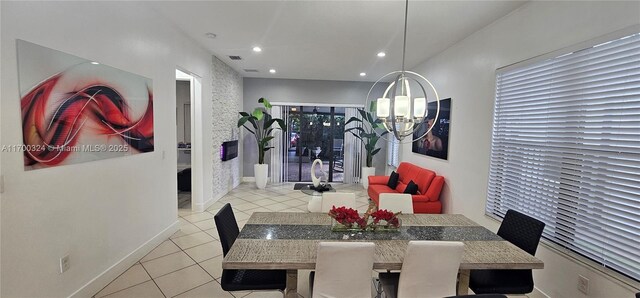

345,108,389,189
238,98,286,189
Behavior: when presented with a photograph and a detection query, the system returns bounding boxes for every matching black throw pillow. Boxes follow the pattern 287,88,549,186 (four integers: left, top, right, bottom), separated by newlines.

387,171,400,189
404,180,419,195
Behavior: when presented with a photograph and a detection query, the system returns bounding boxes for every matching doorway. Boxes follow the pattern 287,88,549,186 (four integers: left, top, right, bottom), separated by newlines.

176,69,192,209
284,106,345,182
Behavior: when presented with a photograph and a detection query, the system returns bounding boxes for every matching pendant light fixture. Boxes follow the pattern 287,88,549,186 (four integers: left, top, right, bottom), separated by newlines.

366,0,440,143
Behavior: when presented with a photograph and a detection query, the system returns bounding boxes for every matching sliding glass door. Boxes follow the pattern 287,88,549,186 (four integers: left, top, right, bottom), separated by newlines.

283,106,345,182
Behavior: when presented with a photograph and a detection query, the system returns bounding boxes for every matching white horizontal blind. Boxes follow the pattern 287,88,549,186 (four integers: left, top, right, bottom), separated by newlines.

344,107,362,183
487,33,640,282
387,138,399,168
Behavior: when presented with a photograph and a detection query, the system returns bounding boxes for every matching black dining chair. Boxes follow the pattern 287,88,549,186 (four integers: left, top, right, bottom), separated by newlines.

214,203,287,292
445,295,507,298
469,209,545,294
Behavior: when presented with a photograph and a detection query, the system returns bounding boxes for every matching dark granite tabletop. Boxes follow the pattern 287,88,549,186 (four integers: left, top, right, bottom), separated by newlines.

239,224,504,241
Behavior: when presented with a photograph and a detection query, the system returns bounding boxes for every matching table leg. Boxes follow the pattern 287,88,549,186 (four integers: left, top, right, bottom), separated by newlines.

284,269,298,298
457,269,470,295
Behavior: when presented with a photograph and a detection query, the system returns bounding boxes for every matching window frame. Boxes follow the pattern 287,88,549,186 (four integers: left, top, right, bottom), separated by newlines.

486,25,640,290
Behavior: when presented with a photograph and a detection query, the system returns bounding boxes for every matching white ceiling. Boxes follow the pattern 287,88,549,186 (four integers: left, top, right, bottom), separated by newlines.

150,1,526,82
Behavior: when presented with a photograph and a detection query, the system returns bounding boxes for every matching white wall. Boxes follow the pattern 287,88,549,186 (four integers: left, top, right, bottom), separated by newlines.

242,77,387,177
243,77,377,106
402,1,640,297
0,1,226,297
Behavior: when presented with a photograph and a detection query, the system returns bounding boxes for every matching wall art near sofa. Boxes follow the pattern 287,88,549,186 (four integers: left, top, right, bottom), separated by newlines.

17,40,154,170
412,98,451,160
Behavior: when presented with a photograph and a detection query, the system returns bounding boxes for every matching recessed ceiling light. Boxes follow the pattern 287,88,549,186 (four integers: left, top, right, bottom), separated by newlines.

252,46,262,52
91,62,99,65
377,52,386,57
269,69,276,74
205,32,217,39
360,72,366,76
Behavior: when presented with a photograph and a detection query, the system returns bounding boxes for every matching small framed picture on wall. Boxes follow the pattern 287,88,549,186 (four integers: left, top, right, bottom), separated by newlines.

412,98,451,160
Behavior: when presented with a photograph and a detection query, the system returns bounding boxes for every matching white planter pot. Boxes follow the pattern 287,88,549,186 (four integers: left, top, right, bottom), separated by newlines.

254,164,269,189
361,167,376,189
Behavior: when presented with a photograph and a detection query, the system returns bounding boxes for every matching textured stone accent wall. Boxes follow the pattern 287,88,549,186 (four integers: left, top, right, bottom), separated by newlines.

211,56,242,199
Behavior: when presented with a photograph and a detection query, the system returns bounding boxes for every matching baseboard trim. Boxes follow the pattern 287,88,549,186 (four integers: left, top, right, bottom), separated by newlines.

529,286,550,298
195,194,220,212
68,220,180,298
195,180,242,212
242,177,255,182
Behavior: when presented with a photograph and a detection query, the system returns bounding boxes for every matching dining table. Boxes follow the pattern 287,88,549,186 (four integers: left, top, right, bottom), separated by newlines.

222,212,544,298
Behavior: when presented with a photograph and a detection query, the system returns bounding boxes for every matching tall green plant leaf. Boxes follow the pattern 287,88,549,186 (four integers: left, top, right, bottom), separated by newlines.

252,108,264,121
258,97,272,109
242,125,256,135
369,100,377,114
366,112,375,125
363,132,377,139
345,126,365,134
260,136,275,145
246,116,258,130
237,116,251,128
348,131,363,141
274,119,286,130
357,108,368,120
345,116,362,126
345,108,388,163
237,98,291,164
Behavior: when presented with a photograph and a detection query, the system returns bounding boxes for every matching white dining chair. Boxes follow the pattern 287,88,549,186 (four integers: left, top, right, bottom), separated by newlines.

320,192,356,212
378,193,414,214
379,241,465,298
312,242,376,298
307,196,323,212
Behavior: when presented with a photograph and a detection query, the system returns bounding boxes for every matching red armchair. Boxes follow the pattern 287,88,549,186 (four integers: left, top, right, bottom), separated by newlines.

367,162,444,214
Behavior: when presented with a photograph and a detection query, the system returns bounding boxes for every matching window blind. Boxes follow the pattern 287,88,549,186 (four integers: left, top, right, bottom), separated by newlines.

487,33,640,282
387,138,399,168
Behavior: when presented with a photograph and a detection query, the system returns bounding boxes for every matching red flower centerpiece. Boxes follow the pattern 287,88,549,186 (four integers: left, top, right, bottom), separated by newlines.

370,209,402,230
328,206,367,230
328,206,402,232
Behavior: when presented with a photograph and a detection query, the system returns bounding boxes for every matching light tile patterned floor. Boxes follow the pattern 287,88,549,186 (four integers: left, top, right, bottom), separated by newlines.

94,182,368,298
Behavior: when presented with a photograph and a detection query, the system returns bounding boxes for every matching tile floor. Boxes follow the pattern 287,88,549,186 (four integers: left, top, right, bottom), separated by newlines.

94,182,369,298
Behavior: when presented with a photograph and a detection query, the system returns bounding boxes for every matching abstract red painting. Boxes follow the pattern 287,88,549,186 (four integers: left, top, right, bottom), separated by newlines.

17,40,154,170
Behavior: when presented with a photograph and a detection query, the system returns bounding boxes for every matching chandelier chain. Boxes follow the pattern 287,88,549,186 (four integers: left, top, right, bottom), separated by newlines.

366,0,440,143
401,0,409,73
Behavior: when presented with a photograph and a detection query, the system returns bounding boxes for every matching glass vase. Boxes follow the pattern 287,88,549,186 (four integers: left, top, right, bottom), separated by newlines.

370,218,402,232
330,218,364,232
